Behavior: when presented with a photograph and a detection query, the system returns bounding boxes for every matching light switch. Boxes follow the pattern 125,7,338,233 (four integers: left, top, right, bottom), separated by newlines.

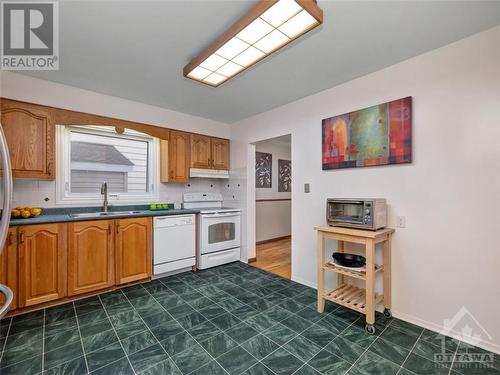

304,183,310,193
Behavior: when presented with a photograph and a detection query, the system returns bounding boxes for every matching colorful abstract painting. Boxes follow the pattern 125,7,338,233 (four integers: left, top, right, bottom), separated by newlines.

322,97,412,170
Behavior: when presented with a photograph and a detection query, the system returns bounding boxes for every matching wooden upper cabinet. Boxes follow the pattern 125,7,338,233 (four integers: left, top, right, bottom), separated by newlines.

0,227,18,311
18,223,67,307
1,99,55,179
211,138,230,170
190,135,230,171
115,217,151,285
168,130,190,182
68,220,115,296
190,134,211,169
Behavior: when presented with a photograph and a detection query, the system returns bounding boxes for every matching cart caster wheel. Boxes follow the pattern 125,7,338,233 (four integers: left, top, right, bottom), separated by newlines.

383,308,392,318
365,324,376,335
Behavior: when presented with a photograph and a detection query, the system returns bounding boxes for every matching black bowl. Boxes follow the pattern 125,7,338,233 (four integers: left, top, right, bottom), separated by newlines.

332,252,366,268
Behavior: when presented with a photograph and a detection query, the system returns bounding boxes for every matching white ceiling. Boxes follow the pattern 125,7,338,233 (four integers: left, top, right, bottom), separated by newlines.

20,1,500,124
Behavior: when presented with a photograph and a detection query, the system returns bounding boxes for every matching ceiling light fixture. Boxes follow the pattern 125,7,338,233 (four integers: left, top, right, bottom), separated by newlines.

183,0,323,87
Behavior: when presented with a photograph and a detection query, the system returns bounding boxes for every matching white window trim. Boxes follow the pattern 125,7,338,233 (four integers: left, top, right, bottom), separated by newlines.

56,125,160,206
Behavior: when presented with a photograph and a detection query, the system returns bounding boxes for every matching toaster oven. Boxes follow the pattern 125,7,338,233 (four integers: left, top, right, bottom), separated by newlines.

327,199,387,230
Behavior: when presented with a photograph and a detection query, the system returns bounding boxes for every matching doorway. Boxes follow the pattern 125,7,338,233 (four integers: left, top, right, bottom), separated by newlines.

250,135,291,279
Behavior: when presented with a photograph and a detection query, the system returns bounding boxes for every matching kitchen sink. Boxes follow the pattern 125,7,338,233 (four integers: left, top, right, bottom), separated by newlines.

69,211,143,218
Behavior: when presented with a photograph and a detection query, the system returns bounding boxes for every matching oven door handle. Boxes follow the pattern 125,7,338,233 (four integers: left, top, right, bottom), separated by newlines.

330,200,364,205
202,212,240,218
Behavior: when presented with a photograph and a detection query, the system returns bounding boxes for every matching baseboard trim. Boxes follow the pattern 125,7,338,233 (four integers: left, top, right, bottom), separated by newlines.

289,277,500,354
247,257,257,263
291,275,317,289
256,235,291,245
393,310,500,355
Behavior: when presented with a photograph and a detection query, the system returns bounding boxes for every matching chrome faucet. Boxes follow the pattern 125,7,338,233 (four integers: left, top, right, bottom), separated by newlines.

100,182,109,213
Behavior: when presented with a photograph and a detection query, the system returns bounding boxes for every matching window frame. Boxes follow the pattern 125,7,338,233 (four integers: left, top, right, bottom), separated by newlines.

56,125,160,206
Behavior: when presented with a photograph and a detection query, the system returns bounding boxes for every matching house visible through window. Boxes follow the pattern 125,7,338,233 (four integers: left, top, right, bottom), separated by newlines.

57,125,158,204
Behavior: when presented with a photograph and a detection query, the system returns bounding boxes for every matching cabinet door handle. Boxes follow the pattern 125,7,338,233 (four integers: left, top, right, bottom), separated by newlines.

116,225,120,235
108,224,112,235
19,231,25,244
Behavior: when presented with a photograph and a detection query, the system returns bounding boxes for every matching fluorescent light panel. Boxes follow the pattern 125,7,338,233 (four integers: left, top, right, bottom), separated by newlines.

184,0,323,87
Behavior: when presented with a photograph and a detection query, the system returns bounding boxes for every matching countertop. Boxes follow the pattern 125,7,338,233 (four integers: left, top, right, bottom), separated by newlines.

9,205,200,226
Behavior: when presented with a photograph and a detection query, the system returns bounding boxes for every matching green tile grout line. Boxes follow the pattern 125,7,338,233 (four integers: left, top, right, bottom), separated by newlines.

135,282,234,375
41,309,46,372
1,263,494,375
0,317,12,365
119,288,192,375
97,294,138,375
447,336,461,375
72,301,91,374
165,268,342,375
396,329,424,375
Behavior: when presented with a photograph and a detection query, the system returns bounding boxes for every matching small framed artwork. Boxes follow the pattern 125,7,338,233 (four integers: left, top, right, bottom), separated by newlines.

322,96,412,170
278,159,291,192
255,151,272,188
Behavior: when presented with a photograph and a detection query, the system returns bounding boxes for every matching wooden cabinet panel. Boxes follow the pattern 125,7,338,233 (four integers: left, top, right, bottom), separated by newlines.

115,217,151,285
0,228,18,311
18,223,67,307
68,220,114,296
190,134,211,169
0,99,55,179
168,130,190,182
211,138,230,170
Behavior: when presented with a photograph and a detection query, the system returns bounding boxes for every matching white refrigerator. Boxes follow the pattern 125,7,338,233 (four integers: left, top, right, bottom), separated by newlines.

0,124,13,319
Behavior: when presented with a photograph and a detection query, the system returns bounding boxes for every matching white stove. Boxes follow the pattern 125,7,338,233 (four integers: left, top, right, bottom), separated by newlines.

183,193,241,269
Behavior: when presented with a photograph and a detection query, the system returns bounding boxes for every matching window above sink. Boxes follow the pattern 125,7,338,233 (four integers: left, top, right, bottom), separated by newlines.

56,125,160,205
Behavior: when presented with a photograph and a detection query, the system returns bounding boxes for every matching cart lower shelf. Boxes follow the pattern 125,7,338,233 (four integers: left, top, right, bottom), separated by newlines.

323,262,383,280
324,284,383,314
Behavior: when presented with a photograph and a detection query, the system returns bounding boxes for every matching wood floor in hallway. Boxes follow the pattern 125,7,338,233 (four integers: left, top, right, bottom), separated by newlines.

251,237,291,279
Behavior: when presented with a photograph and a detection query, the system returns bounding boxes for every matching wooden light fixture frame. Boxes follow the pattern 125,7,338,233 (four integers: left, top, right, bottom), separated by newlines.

183,0,323,87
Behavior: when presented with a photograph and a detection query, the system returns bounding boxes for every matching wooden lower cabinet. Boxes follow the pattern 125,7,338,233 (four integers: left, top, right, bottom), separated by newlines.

7,216,152,313
18,223,67,308
68,220,115,296
115,217,152,285
0,227,18,311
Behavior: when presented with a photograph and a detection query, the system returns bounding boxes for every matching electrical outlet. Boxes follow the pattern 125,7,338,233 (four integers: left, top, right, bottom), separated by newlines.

397,216,406,228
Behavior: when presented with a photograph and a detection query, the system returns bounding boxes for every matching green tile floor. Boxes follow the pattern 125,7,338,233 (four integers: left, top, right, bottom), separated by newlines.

0,262,498,375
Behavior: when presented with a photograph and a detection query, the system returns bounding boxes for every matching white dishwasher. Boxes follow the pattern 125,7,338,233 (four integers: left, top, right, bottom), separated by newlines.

153,214,196,278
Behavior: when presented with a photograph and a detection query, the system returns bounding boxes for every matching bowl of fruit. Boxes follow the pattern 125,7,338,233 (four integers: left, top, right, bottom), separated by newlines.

11,207,42,219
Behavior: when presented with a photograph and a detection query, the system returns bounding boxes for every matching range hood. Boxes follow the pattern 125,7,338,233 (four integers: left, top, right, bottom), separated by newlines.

190,168,229,179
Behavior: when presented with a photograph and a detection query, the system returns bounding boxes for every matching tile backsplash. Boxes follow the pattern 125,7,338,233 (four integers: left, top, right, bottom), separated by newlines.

4,178,226,208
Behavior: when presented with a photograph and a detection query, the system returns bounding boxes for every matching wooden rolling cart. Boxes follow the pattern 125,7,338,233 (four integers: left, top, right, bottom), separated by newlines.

315,225,395,334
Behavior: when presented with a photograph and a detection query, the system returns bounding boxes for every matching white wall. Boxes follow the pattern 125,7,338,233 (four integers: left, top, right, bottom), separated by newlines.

0,72,231,207
0,72,230,138
9,178,225,208
255,139,291,200
230,26,500,353
255,139,291,242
